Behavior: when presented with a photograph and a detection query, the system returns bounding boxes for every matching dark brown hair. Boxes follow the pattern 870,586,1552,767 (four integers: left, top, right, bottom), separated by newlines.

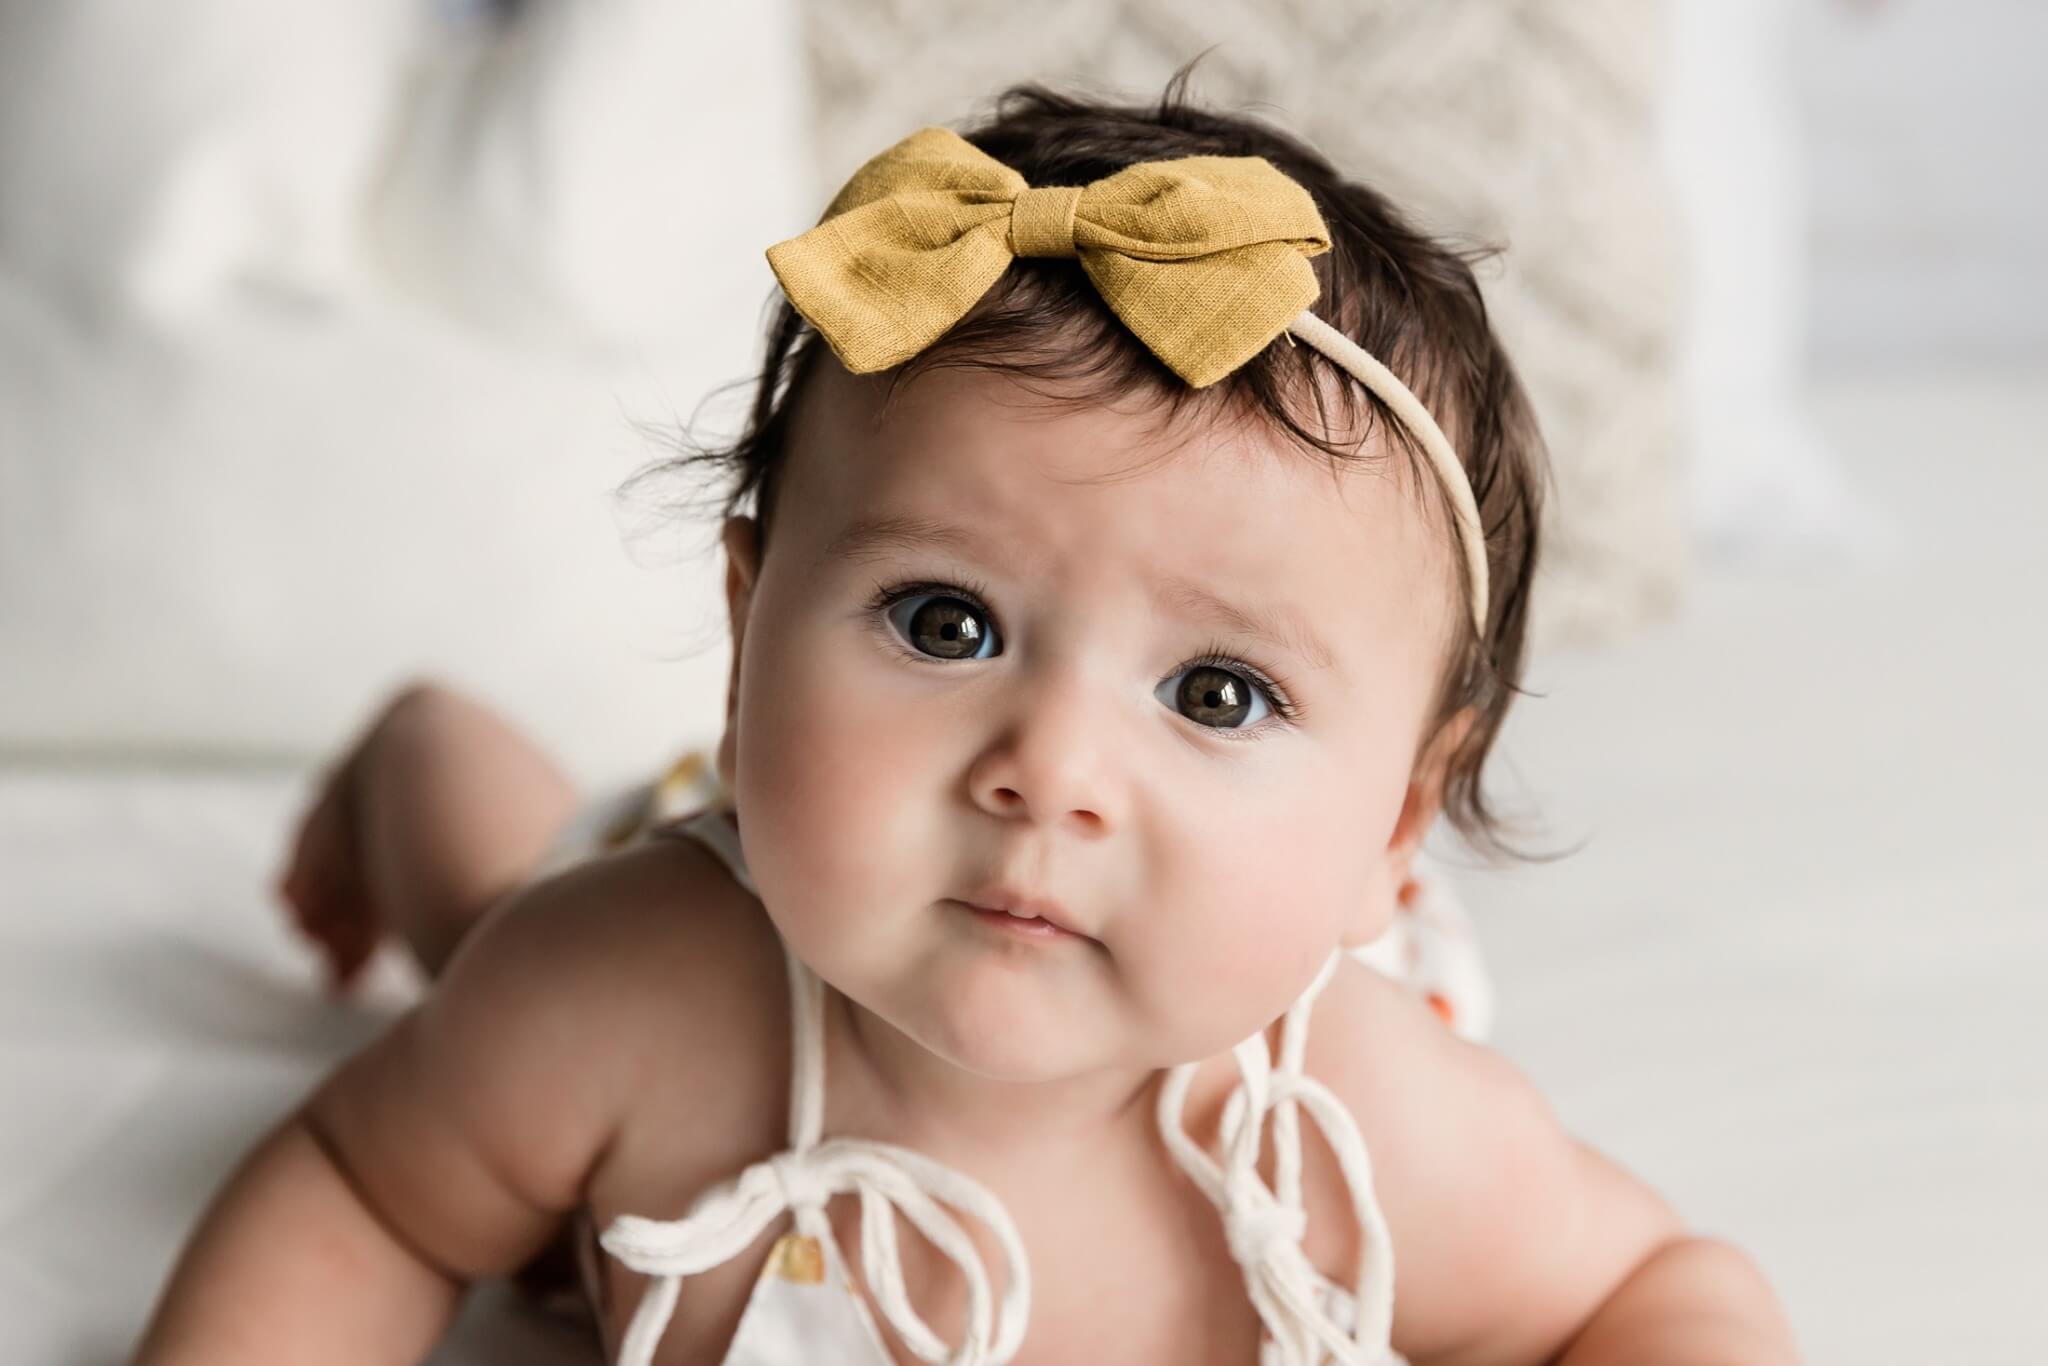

642,65,1547,855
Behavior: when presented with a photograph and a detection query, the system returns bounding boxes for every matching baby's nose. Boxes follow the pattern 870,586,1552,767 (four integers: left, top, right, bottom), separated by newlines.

964,699,1119,836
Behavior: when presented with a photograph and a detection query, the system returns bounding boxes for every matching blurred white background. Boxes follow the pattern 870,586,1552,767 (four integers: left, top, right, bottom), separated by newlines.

1800,0,2048,367
1,0,2042,1362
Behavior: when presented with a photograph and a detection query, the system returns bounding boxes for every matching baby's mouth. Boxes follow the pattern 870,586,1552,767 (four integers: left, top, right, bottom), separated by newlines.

947,889,1092,942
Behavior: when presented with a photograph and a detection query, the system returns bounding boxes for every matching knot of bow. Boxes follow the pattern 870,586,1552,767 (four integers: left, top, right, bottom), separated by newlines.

600,1136,1030,1366
1224,1193,1311,1271
1159,1012,1400,1366
765,125,1334,388
1218,1175,1376,1366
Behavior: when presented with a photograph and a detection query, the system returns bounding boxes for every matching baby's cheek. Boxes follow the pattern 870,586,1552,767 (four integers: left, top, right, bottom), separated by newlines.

733,641,936,940
1134,806,1357,1058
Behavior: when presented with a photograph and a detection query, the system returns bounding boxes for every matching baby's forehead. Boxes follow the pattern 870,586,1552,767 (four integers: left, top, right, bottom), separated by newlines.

783,356,1459,643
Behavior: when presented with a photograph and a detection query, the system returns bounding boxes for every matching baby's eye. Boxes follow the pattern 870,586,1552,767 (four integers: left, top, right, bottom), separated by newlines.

1156,662,1273,731
884,591,1002,661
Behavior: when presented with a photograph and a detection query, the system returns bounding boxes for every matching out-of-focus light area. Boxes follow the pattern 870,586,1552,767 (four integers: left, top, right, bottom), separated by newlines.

1801,0,2048,368
0,2,2040,1363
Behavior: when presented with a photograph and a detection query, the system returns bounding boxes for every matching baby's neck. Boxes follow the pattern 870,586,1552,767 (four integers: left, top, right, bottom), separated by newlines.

829,986,1160,1159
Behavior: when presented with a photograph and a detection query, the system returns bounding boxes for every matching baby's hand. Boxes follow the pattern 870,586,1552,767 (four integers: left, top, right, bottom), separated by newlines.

1547,1238,1800,1365
277,750,380,993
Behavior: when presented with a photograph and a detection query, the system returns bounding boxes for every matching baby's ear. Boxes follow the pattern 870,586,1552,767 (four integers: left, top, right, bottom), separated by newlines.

1342,707,1477,949
717,516,762,790
1388,706,1475,877
722,515,762,634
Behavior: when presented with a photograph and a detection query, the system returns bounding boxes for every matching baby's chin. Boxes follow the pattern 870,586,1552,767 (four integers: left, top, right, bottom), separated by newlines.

897,1010,1102,1086
875,980,1273,1091
834,931,1134,1086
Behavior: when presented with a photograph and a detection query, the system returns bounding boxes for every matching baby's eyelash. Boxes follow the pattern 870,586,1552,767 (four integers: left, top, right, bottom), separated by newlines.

863,576,995,619
1177,641,1304,726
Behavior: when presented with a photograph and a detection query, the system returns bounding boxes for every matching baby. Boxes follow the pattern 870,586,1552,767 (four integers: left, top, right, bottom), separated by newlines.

134,79,1799,1365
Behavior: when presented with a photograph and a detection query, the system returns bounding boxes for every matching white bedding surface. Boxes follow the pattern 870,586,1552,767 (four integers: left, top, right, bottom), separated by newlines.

4,373,2044,1364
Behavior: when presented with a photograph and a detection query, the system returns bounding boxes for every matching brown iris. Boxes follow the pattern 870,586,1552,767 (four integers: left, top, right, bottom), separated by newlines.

905,597,988,659
1175,665,1251,727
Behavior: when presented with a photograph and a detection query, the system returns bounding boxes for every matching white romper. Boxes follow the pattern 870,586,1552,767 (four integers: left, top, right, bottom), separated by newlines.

569,787,1493,1366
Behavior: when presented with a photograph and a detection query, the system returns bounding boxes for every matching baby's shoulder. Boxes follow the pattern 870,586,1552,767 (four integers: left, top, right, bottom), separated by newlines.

471,831,781,1011
1295,958,1580,1358
1303,955,1541,1163
477,834,806,1229
296,827,790,1282
424,830,791,1141
1302,954,1524,1118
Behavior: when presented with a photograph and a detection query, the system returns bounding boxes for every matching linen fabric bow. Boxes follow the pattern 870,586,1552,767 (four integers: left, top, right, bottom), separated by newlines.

765,125,1333,389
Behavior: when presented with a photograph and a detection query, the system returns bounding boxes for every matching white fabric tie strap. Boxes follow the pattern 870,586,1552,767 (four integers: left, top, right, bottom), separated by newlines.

599,943,1032,1366
1157,951,1397,1366
602,1135,1031,1366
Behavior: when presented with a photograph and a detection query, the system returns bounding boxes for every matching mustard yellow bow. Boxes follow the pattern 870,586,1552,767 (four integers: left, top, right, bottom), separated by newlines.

765,126,1334,389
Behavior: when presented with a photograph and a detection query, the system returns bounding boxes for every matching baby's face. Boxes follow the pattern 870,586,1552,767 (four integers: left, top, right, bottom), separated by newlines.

721,356,1458,1083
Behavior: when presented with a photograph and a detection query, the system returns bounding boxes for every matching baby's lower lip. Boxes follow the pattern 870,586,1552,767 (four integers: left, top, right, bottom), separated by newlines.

949,899,1084,942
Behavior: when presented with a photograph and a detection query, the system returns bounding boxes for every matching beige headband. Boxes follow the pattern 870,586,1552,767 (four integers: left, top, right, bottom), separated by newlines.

765,126,1490,633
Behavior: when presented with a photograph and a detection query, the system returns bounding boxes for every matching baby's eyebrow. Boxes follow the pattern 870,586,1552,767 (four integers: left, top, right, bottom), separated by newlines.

820,514,976,567
821,513,1334,671
1152,577,1336,672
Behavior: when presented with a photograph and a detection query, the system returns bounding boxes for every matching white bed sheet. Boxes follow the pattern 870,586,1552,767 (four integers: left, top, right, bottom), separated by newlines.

3,373,2044,1364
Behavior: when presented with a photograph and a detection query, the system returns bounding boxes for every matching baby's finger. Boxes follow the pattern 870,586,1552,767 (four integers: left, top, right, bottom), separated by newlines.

326,919,379,993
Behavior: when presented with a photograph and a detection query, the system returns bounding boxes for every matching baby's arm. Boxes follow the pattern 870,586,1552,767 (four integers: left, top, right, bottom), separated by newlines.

134,854,671,1364
1322,965,1799,1366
